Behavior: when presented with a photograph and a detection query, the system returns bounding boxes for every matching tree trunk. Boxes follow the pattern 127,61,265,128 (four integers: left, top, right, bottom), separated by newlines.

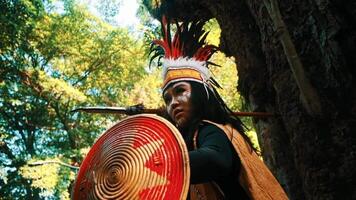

144,0,356,199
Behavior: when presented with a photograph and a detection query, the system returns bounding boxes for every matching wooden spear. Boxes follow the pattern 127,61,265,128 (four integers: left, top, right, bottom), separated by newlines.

72,104,275,118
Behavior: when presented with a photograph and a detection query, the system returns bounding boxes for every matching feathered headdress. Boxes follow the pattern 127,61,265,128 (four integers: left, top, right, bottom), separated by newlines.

149,16,221,92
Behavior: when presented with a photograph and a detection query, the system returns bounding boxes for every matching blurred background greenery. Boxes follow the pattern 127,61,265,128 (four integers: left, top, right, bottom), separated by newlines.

0,0,259,198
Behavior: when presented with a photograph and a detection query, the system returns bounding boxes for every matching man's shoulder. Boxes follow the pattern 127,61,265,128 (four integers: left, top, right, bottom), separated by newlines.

198,121,226,136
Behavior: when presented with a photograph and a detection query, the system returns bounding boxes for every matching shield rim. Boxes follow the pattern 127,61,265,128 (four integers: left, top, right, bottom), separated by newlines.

72,114,190,200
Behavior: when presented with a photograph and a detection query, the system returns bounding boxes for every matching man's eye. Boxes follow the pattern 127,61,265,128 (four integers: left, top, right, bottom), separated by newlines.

164,95,171,104
176,87,185,93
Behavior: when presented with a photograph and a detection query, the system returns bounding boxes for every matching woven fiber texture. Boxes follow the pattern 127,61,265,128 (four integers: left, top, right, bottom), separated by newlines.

73,114,190,200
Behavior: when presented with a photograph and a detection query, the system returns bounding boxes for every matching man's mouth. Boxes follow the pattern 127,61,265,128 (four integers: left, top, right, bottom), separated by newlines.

173,109,184,120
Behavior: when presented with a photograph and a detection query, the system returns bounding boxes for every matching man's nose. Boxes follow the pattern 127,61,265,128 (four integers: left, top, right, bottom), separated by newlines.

170,96,179,108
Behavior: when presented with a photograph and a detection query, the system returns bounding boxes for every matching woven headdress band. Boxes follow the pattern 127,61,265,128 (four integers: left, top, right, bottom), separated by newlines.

150,16,221,92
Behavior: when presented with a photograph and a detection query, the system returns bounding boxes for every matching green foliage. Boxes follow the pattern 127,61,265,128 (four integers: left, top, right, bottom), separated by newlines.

127,68,163,108
0,1,259,198
21,160,60,192
0,0,148,198
137,0,161,55
0,0,44,52
20,158,76,199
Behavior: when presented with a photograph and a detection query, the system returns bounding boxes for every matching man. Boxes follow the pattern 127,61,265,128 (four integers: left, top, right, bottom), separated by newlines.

151,16,289,200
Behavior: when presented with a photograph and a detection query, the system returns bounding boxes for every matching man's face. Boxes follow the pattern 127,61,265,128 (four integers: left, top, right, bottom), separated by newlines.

163,81,195,129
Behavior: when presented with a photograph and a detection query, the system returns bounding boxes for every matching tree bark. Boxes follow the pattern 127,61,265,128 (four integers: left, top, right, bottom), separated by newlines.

145,0,356,199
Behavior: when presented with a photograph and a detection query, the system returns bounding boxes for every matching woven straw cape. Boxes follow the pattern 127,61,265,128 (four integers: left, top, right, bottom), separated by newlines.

191,121,289,200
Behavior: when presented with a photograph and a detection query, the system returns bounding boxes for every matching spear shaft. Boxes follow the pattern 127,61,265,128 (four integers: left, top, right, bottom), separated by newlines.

72,106,274,118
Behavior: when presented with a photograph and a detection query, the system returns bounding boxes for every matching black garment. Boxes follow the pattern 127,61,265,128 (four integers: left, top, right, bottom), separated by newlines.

187,122,250,200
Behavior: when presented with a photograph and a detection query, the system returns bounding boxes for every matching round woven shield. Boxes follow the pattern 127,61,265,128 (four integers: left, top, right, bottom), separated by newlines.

72,114,190,200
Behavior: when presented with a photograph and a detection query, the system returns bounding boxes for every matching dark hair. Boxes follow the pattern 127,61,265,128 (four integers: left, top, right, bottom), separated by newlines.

189,81,245,132
163,81,257,152
189,81,259,152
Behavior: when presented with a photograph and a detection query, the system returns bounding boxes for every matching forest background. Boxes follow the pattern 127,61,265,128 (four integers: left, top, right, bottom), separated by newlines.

0,0,258,199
